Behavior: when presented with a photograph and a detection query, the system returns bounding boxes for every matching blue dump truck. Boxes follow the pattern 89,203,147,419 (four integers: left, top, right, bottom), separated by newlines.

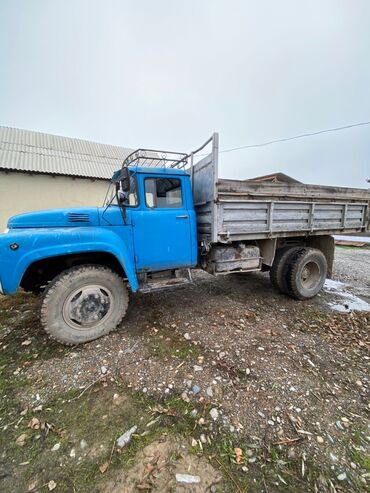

0,134,369,344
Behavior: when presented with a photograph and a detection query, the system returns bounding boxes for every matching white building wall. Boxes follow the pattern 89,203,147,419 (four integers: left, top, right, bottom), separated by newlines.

0,171,109,230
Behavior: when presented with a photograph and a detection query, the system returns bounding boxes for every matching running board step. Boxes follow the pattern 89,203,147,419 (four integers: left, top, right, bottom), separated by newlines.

139,269,193,293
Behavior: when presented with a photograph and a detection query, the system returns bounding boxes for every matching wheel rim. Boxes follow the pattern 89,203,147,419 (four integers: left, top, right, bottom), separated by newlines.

62,284,113,330
300,261,321,290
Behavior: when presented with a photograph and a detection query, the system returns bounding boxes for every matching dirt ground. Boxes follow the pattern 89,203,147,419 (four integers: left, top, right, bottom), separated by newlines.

0,246,369,492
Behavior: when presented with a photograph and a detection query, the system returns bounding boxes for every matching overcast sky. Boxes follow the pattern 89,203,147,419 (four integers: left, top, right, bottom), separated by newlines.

0,0,369,187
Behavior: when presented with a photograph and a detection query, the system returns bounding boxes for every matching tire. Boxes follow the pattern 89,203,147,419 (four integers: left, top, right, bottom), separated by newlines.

41,265,128,345
269,246,302,294
285,247,327,300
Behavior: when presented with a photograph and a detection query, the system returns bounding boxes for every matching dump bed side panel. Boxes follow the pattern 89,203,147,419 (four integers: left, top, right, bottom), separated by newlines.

216,198,369,242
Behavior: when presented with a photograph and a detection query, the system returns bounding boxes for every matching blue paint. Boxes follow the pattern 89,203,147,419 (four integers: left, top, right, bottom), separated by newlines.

0,167,197,295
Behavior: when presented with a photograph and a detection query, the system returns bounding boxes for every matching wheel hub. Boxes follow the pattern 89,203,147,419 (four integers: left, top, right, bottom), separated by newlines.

300,261,320,289
301,266,310,282
63,285,112,330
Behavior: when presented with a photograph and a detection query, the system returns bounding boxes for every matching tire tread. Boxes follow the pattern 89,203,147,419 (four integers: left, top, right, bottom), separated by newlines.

270,246,302,293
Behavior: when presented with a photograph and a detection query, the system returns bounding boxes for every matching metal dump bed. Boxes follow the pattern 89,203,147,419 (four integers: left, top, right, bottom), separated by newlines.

192,134,370,244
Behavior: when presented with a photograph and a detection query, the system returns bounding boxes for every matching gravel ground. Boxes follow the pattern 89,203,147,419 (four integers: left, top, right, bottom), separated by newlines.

0,246,369,492
333,247,370,291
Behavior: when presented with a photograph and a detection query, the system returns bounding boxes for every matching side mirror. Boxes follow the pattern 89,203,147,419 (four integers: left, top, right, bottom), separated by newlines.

120,167,130,192
116,189,129,204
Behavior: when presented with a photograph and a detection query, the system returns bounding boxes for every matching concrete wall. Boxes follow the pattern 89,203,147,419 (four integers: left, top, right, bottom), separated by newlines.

0,171,109,231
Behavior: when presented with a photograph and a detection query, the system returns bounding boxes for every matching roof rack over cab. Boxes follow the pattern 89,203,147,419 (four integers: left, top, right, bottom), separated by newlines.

121,133,219,171
122,148,189,169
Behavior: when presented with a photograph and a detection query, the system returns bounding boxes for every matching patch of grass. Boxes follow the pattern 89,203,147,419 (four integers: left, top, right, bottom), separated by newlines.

0,364,210,493
200,433,351,493
147,328,201,361
0,293,70,372
118,427,163,468
0,294,71,473
160,395,200,434
0,381,163,493
202,436,250,493
0,329,176,493
352,450,370,472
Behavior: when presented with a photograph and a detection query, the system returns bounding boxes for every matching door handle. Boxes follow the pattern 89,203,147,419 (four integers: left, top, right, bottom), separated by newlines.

176,215,189,219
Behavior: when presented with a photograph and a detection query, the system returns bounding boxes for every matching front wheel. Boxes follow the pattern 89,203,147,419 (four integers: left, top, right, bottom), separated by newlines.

41,265,128,345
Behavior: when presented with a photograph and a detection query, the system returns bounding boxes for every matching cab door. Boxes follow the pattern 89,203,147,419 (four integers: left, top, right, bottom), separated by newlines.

133,175,192,272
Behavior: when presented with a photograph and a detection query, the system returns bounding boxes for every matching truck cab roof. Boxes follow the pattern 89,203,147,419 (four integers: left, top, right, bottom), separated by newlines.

128,166,189,176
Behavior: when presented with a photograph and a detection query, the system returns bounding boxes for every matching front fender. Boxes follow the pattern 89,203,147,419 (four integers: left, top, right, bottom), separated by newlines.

0,227,138,294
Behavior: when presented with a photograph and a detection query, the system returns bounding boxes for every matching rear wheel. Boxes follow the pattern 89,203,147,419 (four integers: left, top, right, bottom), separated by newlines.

269,246,302,294
285,247,327,300
41,265,128,345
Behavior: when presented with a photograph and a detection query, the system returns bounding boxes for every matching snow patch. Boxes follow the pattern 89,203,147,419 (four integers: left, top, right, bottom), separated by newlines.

324,279,370,313
334,235,370,244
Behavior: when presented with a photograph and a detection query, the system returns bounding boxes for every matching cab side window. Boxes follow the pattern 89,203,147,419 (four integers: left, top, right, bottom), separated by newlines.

145,178,183,208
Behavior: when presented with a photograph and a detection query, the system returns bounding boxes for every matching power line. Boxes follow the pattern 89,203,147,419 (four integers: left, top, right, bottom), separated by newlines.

219,120,370,154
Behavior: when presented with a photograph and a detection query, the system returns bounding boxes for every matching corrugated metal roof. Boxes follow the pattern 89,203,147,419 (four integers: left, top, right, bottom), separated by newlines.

0,126,134,179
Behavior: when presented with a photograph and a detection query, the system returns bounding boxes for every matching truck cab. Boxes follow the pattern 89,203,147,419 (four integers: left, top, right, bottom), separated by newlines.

108,166,197,273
